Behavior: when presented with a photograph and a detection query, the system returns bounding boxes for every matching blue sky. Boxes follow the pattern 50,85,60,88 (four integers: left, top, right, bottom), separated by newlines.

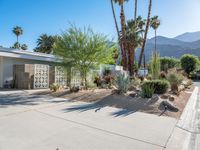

0,0,200,50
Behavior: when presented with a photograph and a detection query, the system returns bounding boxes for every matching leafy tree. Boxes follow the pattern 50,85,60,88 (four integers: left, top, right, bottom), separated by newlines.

150,16,160,53
34,34,55,54
53,25,114,88
21,44,28,50
181,54,199,75
12,26,23,43
138,0,152,68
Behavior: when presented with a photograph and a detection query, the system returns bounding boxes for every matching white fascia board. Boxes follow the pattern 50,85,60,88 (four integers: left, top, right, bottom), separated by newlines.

0,51,59,62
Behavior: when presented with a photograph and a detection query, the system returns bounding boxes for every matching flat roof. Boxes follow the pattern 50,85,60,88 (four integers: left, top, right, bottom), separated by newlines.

0,47,58,62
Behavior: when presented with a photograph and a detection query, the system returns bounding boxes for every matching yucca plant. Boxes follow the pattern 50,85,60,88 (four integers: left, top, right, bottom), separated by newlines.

115,73,130,94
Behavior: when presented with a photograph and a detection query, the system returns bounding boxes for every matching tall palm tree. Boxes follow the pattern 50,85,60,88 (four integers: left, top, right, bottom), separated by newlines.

138,0,152,68
12,26,23,43
150,16,160,53
126,17,144,75
34,34,55,54
113,0,129,70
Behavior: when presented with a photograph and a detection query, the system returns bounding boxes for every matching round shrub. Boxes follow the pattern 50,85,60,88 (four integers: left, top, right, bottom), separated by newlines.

180,54,199,75
142,80,170,94
160,57,180,72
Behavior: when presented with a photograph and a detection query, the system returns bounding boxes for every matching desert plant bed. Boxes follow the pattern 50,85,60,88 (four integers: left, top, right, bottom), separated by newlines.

31,85,195,119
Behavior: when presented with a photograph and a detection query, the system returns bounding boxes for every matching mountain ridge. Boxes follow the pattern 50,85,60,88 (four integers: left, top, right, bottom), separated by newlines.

135,31,200,61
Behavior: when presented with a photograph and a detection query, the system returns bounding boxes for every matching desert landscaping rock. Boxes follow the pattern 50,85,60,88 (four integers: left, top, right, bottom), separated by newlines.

160,94,170,99
169,95,175,101
160,101,179,112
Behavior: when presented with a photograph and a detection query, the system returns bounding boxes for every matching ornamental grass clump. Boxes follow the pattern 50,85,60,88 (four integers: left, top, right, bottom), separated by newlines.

141,84,155,98
150,52,161,79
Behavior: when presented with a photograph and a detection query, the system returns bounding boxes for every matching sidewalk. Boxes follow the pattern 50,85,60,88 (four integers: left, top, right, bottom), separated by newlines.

165,86,200,150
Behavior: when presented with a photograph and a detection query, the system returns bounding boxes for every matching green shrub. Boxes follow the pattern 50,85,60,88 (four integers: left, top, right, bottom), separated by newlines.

142,80,169,94
180,54,199,75
115,73,130,94
167,73,183,91
141,84,155,98
150,52,161,79
50,83,60,92
160,57,180,72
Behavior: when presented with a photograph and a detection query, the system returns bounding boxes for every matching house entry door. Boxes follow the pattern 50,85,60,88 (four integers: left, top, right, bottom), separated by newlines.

34,64,49,89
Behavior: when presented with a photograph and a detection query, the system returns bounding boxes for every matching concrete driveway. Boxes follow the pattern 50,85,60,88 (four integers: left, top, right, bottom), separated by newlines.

0,90,177,150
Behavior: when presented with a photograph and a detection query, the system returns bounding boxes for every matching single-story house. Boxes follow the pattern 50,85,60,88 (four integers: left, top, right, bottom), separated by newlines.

0,47,65,89
0,47,124,89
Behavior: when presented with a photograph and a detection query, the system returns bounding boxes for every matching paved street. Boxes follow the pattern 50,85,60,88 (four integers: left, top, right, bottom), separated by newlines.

0,90,177,150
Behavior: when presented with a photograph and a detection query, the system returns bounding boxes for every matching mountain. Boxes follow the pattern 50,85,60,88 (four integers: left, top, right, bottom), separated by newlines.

135,33,200,62
147,36,186,46
174,31,200,42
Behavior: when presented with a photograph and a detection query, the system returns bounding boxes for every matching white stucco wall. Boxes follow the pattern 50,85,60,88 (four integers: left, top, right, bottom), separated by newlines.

0,56,53,88
0,57,3,88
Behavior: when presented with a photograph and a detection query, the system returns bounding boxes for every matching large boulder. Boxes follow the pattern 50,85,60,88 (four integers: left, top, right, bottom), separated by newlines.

160,101,179,112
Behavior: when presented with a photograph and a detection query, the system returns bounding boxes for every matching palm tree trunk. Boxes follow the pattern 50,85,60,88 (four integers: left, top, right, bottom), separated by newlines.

120,2,127,70
138,0,152,68
110,0,120,38
134,0,138,20
110,0,124,67
155,29,157,53
130,46,136,76
17,36,19,43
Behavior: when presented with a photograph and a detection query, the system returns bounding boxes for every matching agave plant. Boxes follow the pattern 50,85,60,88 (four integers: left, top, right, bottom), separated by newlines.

115,73,130,94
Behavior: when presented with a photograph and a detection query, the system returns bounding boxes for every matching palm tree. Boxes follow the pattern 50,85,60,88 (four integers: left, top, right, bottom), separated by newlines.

34,34,55,54
126,17,144,75
138,0,152,68
21,44,28,50
113,0,129,70
150,16,160,53
12,26,23,43
11,42,20,49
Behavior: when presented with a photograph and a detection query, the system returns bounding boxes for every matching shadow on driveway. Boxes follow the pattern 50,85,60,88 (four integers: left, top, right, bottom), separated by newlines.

63,94,161,117
0,93,66,108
